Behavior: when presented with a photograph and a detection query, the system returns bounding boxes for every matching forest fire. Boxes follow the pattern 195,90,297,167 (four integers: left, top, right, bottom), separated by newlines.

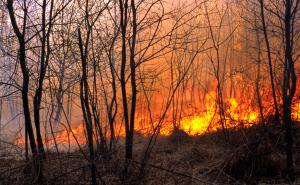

2,0,300,184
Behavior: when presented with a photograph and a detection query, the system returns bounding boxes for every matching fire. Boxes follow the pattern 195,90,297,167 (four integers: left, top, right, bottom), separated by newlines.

227,98,258,124
14,91,300,147
180,116,212,135
15,124,87,146
292,102,300,120
54,124,86,145
132,91,260,136
178,92,216,135
176,92,259,136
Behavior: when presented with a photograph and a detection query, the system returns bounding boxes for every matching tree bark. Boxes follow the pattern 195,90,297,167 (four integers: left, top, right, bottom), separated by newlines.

282,0,296,181
259,0,280,122
78,28,97,185
6,0,42,183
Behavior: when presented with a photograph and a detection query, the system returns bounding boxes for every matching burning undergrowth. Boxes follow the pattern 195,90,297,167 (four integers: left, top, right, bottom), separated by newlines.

6,91,300,184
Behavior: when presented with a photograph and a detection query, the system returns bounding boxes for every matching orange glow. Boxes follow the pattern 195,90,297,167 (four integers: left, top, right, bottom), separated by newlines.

15,124,87,146
54,124,86,145
177,92,259,136
292,102,300,120
14,91,300,147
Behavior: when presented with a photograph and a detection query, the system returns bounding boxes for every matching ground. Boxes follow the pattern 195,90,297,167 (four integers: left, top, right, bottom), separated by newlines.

1,124,300,185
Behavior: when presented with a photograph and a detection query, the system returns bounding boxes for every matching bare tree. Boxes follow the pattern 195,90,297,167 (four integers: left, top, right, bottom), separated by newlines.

258,0,279,122
6,0,41,182
118,0,136,161
282,0,299,181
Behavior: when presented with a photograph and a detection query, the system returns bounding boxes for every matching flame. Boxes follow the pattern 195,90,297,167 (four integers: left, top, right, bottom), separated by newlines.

54,124,86,145
177,92,259,136
292,102,300,120
14,91,300,147
179,92,216,135
15,124,87,146
180,116,212,135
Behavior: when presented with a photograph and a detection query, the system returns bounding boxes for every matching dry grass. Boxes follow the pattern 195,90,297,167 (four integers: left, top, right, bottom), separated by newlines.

1,124,300,185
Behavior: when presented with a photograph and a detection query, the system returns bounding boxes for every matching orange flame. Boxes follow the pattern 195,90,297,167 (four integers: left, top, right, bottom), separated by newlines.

14,91,300,147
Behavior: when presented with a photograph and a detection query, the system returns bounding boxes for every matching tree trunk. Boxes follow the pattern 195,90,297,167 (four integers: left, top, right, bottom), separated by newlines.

78,28,97,185
282,0,296,181
259,0,280,122
6,1,43,183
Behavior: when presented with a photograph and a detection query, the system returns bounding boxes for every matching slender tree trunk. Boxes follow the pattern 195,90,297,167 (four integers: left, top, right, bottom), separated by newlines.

6,1,42,183
78,28,97,185
107,0,118,151
33,0,54,159
259,0,280,121
128,0,137,160
282,0,296,181
119,0,131,160
254,13,264,123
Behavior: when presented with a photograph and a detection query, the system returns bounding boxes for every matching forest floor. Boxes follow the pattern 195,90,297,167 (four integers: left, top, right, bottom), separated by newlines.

1,123,300,185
